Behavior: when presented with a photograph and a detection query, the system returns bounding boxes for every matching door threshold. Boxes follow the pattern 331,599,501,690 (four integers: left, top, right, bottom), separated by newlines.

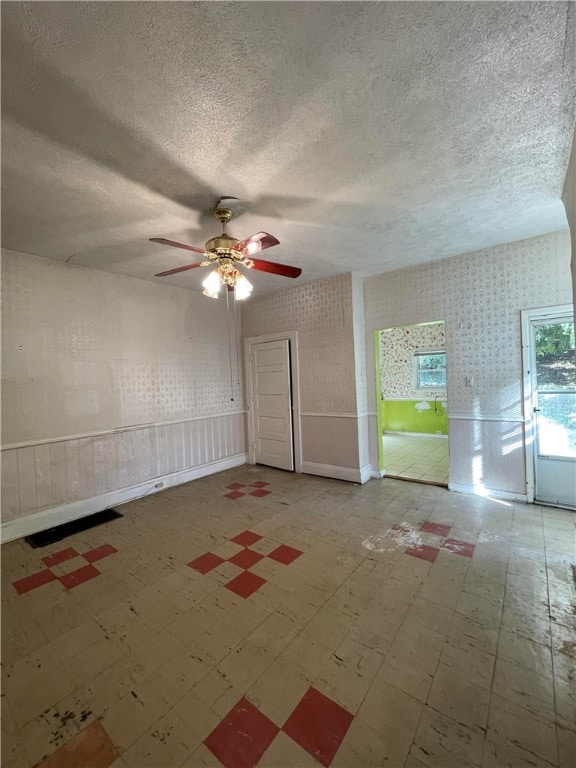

384,473,448,488
537,499,576,512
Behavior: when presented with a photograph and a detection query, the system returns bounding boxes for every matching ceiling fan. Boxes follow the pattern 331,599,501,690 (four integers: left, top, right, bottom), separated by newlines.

150,204,302,300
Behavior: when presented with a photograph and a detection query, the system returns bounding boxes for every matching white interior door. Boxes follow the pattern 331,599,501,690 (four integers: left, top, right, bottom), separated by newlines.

249,339,294,471
528,312,576,508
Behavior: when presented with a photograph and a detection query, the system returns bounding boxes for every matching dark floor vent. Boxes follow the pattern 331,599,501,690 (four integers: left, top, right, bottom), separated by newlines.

24,509,124,548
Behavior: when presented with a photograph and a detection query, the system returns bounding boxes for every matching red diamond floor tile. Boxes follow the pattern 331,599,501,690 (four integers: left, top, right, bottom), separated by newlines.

205,697,279,768
404,544,439,563
267,544,303,566
249,489,271,498
227,483,246,491
12,569,57,595
228,548,265,570
187,552,226,574
58,564,101,589
224,490,245,500
420,522,452,537
83,544,118,563
250,481,269,488
225,571,267,599
230,531,263,547
41,547,79,568
282,686,354,767
442,538,476,558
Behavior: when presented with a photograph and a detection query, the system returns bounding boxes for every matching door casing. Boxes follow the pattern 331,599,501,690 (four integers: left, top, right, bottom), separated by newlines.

521,303,574,506
245,331,302,472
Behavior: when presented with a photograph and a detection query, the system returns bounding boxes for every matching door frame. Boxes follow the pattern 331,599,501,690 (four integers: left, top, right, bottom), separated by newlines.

521,303,574,505
244,331,302,473
375,321,449,481
374,329,385,475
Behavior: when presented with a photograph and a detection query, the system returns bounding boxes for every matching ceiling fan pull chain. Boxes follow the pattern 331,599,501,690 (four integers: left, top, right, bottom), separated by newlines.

226,285,235,401
234,291,242,390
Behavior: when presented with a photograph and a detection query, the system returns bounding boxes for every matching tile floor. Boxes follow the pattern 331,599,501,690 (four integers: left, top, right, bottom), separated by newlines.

383,434,449,484
2,467,575,768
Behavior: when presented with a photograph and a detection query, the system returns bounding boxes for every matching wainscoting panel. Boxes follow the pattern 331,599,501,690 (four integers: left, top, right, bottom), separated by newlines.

299,413,370,483
1,412,246,529
448,417,526,497
300,414,361,470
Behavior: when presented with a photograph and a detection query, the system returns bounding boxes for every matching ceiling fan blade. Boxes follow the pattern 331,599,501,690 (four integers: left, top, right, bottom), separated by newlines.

155,262,204,277
233,231,279,257
149,237,207,256
248,258,302,278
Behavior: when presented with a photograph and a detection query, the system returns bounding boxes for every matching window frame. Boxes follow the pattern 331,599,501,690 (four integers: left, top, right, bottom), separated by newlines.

413,348,447,392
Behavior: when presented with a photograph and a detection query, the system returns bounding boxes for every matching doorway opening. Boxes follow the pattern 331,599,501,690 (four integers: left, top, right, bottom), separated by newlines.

376,321,449,486
521,304,575,509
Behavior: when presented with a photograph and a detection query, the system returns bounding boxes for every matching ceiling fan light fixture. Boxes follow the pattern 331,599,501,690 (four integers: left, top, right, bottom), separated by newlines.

202,269,222,299
151,202,301,294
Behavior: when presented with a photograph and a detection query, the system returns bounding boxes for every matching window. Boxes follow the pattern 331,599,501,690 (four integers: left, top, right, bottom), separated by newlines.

414,350,446,390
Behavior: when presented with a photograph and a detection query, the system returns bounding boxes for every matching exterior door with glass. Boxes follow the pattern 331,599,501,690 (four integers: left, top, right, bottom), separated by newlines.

524,307,575,508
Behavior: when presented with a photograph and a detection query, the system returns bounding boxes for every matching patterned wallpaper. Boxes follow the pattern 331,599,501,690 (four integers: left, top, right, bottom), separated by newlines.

364,230,572,419
352,272,368,414
1,251,242,443
4,228,570,476
241,273,359,413
380,322,445,399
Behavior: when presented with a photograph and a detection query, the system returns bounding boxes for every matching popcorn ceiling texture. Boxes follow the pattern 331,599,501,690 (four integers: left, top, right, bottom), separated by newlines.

364,231,573,420
241,274,358,414
1,2,574,296
380,322,446,400
1,251,242,444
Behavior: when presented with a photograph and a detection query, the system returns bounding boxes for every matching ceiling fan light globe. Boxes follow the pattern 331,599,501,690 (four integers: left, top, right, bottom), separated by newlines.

234,274,253,300
202,269,222,298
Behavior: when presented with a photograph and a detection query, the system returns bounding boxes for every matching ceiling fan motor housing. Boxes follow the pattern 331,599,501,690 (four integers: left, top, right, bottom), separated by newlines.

205,232,239,255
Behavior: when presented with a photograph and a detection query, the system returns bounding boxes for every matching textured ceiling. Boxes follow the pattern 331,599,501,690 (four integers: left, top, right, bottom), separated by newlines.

2,1,575,295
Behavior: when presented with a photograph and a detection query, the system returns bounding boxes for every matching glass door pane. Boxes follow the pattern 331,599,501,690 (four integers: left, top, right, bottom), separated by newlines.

534,321,576,459
537,393,576,458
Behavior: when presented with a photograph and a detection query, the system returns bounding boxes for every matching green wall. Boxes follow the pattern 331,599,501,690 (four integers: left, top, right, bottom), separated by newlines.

382,399,448,435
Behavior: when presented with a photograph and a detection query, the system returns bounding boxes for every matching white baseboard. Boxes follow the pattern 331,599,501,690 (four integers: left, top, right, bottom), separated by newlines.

1,453,247,544
449,482,528,503
301,461,368,484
